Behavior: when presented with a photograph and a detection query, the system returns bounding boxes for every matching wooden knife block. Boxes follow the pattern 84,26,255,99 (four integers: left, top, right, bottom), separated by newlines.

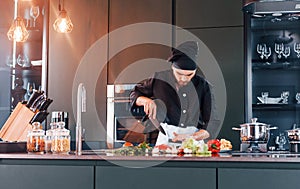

0,103,35,142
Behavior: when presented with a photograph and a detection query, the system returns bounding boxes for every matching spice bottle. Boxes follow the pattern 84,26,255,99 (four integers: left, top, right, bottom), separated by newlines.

51,121,70,154
45,122,57,153
27,122,45,154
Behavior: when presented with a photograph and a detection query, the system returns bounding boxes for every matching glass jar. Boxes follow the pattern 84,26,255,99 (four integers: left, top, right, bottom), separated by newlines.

45,122,57,153
51,122,70,154
27,122,45,154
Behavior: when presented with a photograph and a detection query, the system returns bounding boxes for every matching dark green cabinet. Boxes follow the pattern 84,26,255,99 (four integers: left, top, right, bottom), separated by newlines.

218,168,300,189
0,165,94,189
96,166,216,189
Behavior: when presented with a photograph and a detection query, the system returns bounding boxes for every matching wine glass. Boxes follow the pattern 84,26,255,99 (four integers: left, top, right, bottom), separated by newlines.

17,54,30,67
275,133,287,151
296,93,300,104
6,55,14,67
30,5,40,28
294,43,300,58
281,91,290,104
261,92,269,104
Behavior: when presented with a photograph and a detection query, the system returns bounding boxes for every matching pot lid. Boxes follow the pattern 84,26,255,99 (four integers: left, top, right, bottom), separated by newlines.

240,118,269,127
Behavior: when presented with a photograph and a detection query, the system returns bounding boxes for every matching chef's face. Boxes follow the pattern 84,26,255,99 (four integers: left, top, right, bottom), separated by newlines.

172,66,196,87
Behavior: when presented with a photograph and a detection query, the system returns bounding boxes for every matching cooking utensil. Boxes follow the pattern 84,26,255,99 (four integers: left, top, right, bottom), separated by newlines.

30,94,46,112
149,117,166,135
38,98,53,112
141,115,166,135
30,111,49,123
26,90,44,108
232,118,277,143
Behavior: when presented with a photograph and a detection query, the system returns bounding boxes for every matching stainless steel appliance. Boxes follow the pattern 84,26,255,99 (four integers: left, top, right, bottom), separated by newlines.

232,118,277,152
106,84,157,148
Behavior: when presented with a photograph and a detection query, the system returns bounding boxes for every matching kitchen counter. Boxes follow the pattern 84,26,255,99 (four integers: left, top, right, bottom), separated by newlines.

2,151,300,163
1,152,300,189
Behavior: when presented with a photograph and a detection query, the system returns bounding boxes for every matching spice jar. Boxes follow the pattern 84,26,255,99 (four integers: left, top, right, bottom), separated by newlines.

27,122,45,154
51,122,70,154
45,122,57,153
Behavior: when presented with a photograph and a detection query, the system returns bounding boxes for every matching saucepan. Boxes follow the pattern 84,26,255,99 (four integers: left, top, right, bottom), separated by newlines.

232,118,278,143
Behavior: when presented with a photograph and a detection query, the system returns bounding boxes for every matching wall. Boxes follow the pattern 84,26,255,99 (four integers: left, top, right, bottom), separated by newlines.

48,0,244,148
48,0,173,142
48,0,109,140
175,0,244,148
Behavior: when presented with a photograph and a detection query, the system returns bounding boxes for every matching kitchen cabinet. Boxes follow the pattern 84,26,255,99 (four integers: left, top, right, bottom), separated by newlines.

108,0,173,84
244,1,300,148
10,0,48,109
218,168,300,189
96,166,216,189
0,164,94,189
175,0,244,149
0,0,48,128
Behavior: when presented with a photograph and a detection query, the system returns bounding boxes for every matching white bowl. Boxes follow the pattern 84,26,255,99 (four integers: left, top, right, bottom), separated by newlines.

257,97,282,104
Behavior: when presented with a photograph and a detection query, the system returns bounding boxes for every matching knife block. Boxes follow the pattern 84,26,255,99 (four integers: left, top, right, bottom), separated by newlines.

0,102,35,142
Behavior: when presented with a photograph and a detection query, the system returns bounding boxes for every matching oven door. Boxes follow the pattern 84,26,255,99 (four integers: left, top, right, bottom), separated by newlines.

114,116,145,143
106,84,144,148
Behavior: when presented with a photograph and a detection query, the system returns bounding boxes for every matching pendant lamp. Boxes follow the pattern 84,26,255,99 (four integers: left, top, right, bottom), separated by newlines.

53,0,73,33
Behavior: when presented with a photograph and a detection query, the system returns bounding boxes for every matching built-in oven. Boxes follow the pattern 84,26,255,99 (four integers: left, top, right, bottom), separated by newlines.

106,84,158,148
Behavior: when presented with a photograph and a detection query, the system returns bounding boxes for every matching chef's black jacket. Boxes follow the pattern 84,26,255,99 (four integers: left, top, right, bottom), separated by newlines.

130,69,212,130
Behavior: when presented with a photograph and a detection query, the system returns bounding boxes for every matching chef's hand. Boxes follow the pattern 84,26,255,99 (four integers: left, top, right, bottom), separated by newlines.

192,129,210,140
172,132,190,142
136,96,157,119
172,129,210,142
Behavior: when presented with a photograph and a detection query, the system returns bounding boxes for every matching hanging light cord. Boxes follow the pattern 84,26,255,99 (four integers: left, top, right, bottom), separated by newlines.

58,0,65,11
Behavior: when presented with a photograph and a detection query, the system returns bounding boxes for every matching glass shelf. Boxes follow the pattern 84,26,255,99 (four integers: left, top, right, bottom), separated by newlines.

253,103,300,111
252,60,300,70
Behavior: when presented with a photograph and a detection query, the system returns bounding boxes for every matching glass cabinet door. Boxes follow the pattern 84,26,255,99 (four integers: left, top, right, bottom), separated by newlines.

244,1,300,148
0,0,48,127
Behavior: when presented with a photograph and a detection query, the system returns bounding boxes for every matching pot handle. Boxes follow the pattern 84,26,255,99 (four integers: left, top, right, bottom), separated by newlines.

267,126,278,130
232,127,241,131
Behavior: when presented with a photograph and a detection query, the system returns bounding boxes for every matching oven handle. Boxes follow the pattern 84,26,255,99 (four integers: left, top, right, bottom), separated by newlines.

107,97,132,103
111,99,131,103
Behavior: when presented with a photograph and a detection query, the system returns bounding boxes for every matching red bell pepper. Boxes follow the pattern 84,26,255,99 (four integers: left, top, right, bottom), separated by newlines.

207,139,221,153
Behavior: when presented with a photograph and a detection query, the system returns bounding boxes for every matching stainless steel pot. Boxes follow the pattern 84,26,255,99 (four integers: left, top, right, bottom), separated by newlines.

232,118,278,143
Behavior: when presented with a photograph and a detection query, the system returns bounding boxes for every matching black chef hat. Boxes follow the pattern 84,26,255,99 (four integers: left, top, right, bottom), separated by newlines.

167,41,198,70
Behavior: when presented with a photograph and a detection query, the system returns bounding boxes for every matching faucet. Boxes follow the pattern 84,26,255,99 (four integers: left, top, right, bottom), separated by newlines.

76,83,86,155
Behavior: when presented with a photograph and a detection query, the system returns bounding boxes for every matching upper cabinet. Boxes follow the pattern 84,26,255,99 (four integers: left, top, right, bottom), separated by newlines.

244,1,300,147
0,0,48,126
176,0,243,28
108,0,173,84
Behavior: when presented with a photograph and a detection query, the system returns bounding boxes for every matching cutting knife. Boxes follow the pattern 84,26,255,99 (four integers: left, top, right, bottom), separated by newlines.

26,90,44,108
38,98,53,112
30,94,46,112
142,115,166,135
30,111,49,123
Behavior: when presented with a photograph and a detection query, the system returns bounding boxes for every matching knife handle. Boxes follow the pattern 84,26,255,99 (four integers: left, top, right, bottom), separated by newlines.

30,94,46,112
27,90,44,108
39,99,53,111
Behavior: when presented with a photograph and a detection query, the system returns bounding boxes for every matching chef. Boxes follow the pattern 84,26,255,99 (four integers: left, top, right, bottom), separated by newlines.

130,41,212,145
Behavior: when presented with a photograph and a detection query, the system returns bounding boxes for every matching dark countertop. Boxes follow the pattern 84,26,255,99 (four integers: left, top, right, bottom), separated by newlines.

1,151,300,163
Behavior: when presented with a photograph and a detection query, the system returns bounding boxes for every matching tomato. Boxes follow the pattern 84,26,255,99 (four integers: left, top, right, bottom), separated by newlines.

155,144,171,151
123,141,134,147
207,139,221,153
